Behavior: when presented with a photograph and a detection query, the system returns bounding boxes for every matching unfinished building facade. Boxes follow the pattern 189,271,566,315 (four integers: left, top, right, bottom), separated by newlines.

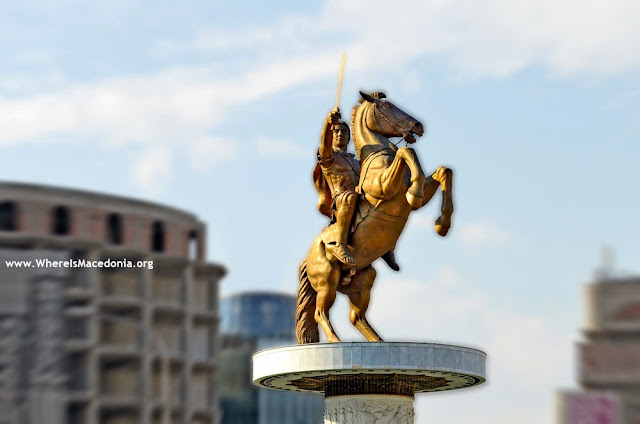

0,182,225,424
579,274,640,423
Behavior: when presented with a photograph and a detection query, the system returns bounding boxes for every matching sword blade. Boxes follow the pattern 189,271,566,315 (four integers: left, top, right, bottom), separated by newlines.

335,53,346,109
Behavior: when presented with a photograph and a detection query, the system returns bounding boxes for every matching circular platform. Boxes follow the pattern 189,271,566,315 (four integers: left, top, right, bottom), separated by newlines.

252,342,486,396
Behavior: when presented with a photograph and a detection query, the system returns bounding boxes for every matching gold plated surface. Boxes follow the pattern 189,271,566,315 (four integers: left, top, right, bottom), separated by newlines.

297,91,454,344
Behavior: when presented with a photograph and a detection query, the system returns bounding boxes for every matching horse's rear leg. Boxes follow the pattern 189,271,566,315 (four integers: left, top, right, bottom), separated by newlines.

343,265,383,342
315,285,340,342
308,248,342,343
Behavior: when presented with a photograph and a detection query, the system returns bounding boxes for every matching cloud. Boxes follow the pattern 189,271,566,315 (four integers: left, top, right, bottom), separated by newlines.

257,136,305,157
354,268,574,423
131,145,173,194
459,221,513,246
432,266,463,288
0,53,336,188
409,214,436,232
0,50,340,145
321,0,640,78
16,49,55,66
162,0,640,79
187,136,239,173
0,67,218,147
0,70,65,94
3,0,638,193
333,267,573,389
152,14,318,57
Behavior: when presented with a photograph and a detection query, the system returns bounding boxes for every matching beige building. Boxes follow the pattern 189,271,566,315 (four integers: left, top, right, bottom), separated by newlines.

577,274,640,423
0,182,225,424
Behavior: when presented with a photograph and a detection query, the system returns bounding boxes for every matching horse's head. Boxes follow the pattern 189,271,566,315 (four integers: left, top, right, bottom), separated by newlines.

358,91,424,144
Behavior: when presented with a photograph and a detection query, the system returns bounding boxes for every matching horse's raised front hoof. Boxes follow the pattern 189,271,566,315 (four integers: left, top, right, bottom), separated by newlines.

381,251,400,272
406,191,423,210
435,216,451,237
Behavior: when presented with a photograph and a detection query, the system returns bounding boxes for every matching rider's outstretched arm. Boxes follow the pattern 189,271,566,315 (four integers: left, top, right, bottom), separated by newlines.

319,108,340,166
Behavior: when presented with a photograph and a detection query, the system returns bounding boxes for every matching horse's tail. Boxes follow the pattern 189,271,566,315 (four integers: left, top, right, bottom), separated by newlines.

296,259,319,344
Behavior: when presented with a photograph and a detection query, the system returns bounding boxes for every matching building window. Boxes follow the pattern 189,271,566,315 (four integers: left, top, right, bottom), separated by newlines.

52,206,71,235
106,213,123,245
0,201,17,231
151,221,165,252
188,229,199,260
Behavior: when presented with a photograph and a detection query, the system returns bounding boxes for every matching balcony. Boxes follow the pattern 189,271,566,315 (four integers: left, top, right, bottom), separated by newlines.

579,341,640,386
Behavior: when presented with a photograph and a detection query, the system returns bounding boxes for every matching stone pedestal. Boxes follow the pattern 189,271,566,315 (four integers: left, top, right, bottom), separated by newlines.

252,342,486,423
324,395,414,423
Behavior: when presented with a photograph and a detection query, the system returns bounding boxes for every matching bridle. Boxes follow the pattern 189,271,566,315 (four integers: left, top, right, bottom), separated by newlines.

372,102,415,145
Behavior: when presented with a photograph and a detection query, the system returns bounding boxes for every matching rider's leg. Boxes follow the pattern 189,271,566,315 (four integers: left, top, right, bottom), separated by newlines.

331,191,357,265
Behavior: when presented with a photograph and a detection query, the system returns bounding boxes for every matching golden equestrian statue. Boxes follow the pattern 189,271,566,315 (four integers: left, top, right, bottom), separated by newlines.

296,90,454,344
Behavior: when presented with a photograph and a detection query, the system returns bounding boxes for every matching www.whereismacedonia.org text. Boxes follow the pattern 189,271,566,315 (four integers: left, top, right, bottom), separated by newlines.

4,258,154,270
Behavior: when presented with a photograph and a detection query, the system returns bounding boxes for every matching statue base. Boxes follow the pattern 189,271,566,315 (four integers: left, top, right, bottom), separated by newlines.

252,342,486,423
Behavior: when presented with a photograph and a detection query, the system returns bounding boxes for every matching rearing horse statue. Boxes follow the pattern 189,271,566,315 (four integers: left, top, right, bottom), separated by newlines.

296,91,454,344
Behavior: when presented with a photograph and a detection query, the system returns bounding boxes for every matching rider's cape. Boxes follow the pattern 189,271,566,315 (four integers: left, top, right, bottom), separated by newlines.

313,156,332,219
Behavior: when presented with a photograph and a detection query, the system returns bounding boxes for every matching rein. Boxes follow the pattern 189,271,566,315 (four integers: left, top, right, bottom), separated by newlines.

373,105,413,142
373,107,405,147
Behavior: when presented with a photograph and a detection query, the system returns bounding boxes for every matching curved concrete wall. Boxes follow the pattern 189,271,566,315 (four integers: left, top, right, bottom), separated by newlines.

0,182,206,260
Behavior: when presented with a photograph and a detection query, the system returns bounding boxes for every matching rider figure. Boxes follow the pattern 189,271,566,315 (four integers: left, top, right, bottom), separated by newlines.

314,106,401,271
315,107,360,265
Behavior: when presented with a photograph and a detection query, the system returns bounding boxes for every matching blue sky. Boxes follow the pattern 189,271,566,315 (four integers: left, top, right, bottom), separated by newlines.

1,1,639,422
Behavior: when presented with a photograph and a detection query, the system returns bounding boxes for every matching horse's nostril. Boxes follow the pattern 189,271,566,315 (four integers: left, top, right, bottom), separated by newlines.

414,122,424,135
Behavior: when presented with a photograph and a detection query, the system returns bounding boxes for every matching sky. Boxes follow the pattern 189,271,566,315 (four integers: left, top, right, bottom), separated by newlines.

1,1,639,422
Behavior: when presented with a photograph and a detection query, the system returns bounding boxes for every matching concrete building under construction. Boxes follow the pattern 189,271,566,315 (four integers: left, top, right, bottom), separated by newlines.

575,273,640,423
0,182,225,424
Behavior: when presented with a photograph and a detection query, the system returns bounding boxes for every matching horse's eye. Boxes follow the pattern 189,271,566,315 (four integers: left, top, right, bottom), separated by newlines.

382,102,391,110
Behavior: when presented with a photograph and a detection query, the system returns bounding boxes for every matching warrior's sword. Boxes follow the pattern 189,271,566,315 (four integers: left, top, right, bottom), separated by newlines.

335,53,346,109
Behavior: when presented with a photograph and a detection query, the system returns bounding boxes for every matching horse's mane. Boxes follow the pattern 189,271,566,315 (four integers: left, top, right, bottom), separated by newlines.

351,103,362,160
350,93,392,162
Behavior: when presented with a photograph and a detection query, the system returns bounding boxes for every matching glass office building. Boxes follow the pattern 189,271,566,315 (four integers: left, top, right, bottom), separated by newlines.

219,292,324,424
220,292,295,339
